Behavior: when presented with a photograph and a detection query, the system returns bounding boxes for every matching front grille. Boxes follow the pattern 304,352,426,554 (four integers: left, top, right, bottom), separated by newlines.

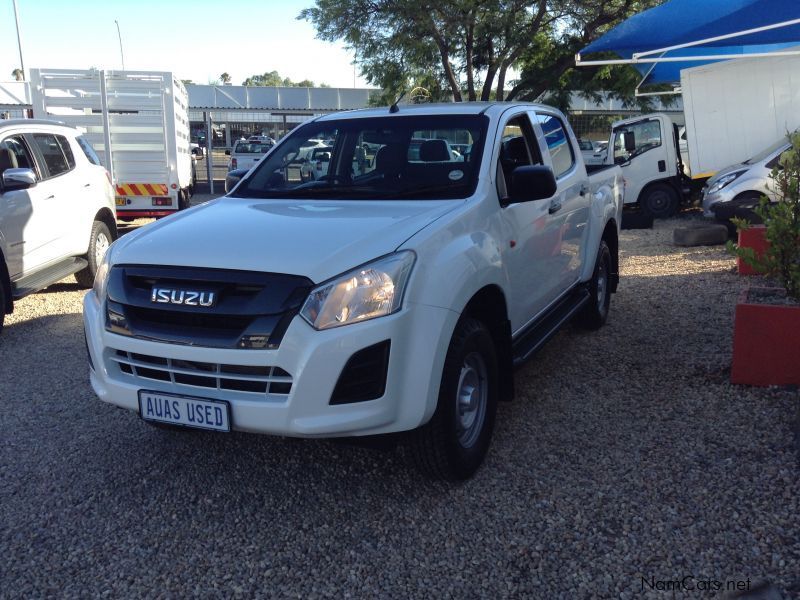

110,349,292,397
106,265,312,349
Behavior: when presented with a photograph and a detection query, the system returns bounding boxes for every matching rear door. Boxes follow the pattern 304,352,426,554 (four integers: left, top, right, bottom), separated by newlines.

530,111,591,291
28,132,78,263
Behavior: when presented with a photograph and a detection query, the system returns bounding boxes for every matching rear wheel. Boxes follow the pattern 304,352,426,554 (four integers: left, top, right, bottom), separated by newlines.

0,279,6,334
640,183,679,219
75,221,113,288
576,240,611,330
407,318,498,480
178,189,190,211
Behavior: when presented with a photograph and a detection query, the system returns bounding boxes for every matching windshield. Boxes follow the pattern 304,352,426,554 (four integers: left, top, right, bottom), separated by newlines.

234,142,273,154
743,137,790,165
234,114,488,200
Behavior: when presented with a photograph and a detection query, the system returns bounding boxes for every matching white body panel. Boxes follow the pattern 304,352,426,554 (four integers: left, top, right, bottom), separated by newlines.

29,68,192,215
681,51,800,179
84,102,622,438
0,120,115,280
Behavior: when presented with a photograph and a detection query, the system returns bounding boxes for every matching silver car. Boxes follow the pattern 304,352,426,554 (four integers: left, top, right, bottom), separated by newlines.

702,137,791,221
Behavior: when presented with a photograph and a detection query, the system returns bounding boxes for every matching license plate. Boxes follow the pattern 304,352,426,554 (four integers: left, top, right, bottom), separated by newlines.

138,390,230,432
116,196,127,206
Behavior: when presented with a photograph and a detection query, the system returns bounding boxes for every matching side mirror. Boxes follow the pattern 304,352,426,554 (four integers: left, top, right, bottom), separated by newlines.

2,168,37,192
509,165,557,203
224,149,231,156
624,131,636,153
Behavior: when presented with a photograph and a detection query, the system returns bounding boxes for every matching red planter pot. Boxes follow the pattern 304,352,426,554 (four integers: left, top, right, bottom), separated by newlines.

731,288,800,386
737,225,768,276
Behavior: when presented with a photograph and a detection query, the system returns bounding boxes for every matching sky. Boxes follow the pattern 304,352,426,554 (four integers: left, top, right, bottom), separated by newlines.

0,0,371,88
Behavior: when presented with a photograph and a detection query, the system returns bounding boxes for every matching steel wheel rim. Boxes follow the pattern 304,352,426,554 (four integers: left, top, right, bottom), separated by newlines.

649,191,669,212
95,232,110,266
597,256,608,313
455,351,488,448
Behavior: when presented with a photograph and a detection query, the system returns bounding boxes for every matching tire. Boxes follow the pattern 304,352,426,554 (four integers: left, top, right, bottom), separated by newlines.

178,189,190,211
0,279,6,335
673,223,729,247
75,221,114,288
640,183,679,219
577,240,612,330
407,317,499,480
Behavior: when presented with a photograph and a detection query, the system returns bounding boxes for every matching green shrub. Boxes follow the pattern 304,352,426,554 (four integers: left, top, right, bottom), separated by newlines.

729,131,800,300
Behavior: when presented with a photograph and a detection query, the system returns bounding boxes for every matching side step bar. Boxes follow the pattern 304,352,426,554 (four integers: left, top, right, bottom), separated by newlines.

12,257,88,299
512,286,590,368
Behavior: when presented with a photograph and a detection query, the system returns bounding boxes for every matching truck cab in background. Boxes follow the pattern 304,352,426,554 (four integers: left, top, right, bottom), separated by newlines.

607,113,691,218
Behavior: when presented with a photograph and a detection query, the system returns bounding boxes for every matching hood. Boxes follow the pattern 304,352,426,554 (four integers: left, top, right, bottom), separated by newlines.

706,162,751,186
111,197,459,283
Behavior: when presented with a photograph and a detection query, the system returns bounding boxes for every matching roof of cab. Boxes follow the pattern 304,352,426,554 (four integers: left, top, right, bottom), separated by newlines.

314,101,553,121
0,118,77,131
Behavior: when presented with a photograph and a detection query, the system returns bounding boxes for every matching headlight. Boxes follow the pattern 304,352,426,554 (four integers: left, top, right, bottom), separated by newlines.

300,251,415,330
707,170,746,196
92,251,112,304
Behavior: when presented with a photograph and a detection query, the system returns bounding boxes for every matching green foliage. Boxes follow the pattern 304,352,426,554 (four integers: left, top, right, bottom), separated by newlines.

241,71,329,87
300,0,663,104
729,132,800,300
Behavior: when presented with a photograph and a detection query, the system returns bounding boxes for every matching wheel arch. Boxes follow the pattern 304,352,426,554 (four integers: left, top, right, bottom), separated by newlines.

636,177,681,205
0,248,12,313
601,219,620,293
461,284,514,402
94,208,119,240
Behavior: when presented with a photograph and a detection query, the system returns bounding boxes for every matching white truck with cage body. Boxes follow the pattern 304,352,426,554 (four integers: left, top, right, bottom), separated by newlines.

29,68,194,220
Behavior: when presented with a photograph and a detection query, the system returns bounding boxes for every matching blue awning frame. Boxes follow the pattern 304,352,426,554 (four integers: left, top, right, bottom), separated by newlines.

576,9,800,95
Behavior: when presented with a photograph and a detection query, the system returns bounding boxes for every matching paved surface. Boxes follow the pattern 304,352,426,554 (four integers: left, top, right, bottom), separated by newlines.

1,215,798,598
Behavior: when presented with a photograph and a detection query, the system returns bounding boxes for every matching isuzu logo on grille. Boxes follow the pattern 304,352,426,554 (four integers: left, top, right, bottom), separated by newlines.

151,287,217,307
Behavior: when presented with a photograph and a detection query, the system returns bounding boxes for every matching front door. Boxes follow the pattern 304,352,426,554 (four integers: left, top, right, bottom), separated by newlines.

495,113,564,330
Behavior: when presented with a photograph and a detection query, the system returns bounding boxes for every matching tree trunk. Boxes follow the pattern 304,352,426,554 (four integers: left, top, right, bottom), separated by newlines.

465,16,476,101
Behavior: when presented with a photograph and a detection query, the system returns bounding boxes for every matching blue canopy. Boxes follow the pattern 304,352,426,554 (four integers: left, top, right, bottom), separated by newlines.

580,0,800,84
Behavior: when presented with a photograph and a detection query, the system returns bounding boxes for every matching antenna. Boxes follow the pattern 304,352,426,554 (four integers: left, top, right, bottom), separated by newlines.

115,20,125,71
389,90,407,114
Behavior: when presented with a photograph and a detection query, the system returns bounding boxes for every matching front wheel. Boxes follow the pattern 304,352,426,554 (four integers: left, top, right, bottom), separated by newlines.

640,183,679,219
576,240,612,330
407,317,498,480
75,221,114,288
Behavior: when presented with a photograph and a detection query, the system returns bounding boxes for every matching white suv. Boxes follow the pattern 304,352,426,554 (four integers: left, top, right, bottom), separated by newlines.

0,119,117,332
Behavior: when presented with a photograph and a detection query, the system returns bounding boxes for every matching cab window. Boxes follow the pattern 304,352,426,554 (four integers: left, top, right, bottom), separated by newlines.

56,135,76,169
612,119,662,164
32,133,72,178
77,135,102,166
496,115,541,200
535,113,575,178
0,136,37,177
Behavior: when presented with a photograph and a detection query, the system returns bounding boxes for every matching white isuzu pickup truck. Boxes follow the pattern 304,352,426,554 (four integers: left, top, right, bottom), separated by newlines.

84,103,623,479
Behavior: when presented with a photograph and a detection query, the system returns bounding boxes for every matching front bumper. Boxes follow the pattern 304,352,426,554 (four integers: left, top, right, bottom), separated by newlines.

701,186,737,218
84,292,457,438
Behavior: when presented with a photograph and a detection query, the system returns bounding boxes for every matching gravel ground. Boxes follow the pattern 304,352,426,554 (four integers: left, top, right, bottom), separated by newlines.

1,214,798,598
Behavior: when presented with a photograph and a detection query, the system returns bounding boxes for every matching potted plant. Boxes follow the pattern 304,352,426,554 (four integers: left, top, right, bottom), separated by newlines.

729,131,800,386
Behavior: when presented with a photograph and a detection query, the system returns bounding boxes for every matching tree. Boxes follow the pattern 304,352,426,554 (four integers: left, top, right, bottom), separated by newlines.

220,72,232,84
300,0,660,103
240,71,329,87
11,68,23,81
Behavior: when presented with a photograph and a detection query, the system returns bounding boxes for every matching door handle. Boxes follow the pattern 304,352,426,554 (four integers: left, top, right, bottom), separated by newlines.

579,184,589,196
84,183,91,188
548,201,562,214
44,195,55,200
